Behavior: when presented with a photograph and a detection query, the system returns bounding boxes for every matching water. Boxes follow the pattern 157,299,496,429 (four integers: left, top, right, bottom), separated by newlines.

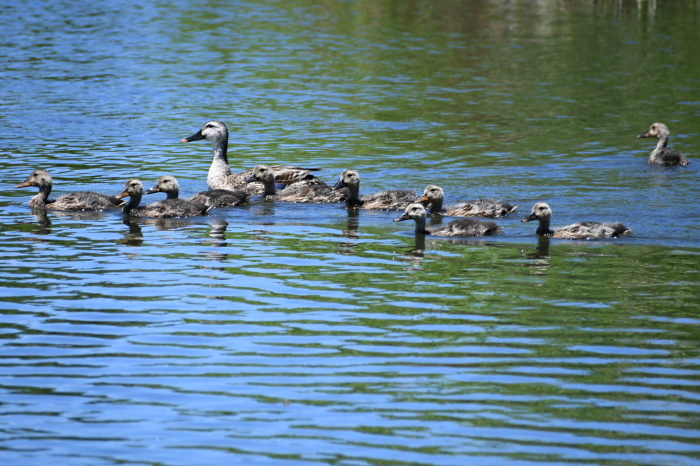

1,1,699,465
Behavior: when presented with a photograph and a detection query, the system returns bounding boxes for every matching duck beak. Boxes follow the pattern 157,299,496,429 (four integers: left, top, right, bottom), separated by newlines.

332,179,345,190
244,174,256,183
181,129,204,142
144,186,160,195
394,213,410,222
521,213,537,223
115,191,129,200
15,180,31,188
637,131,651,139
419,195,430,204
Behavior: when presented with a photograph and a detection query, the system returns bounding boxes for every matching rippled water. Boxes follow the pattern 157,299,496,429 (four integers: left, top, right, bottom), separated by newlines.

1,1,699,465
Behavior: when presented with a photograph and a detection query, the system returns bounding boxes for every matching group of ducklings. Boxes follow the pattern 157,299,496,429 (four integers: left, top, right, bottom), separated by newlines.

16,120,689,240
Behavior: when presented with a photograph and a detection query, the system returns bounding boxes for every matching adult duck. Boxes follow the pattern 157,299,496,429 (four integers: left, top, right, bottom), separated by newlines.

180,120,322,191
147,175,249,208
637,122,689,166
419,184,517,218
332,169,417,210
394,203,503,237
15,169,123,210
522,202,631,239
245,164,347,203
117,178,209,218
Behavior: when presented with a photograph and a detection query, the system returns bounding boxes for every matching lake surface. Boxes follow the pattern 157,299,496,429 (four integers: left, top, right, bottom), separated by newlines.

1,1,699,465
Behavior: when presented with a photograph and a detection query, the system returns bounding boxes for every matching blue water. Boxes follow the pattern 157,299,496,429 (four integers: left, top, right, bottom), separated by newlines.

1,1,699,465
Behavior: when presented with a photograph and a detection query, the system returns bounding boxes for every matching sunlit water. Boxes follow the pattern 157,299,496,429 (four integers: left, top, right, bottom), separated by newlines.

1,1,699,465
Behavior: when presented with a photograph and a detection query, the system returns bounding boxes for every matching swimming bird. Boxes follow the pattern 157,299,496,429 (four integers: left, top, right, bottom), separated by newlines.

117,178,209,218
147,175,249,208
245,164,347,203
15,169,123,210
419,184,518,218
522,202,631,239
637,122,689,166
394,203,503,237
180,120,322,191
332,169,417,210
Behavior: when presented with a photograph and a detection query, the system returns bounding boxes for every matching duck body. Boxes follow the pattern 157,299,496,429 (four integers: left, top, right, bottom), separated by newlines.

332,169,416,210
522,202,631,240
189,189,250,208
15,169,122,210
420,184,517,218
181,120,322,191
117,178,209,218
395,203,503,237
637,122,689,166
245,164,346,203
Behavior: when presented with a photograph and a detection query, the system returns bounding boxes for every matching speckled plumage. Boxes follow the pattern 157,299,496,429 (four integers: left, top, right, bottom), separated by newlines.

15,169,122,211
637,122,689,166
522,202,631,240
146,175,249,208
118,178,209,218
332,169,417,210
181,120,322,191
395,203,503,237
245,164,346,203
419,184,517,218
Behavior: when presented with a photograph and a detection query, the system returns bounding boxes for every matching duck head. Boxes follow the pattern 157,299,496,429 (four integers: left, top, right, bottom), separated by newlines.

146,175,180,199
637,122,669,140
522,202,552,223
15,169,52,190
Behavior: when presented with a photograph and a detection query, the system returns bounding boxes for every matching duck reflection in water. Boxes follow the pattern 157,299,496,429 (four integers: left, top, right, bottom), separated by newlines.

205,219,229,263
520,236,551,276
119,217,144,247
337,208,360,256
23,209,52,237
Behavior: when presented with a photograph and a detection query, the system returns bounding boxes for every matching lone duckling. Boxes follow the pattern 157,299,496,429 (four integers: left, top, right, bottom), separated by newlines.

148,175,249,208
395,203,503,237
522,202,631,239
15,169,123,210
181,120,322,191
245,164,346,203
333,169,417,210
637,122,689,166
117,178,209,218
419,184,518,218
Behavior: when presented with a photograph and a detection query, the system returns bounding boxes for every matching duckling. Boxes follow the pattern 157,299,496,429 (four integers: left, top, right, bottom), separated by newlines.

419,184,518,218
15,169,123,210
245,164,347,203
181,120,322,191
394,203,503,237
637,123,690,166
522,202,631,239
116,179,209,218
332,169,417,210
147,175,249,208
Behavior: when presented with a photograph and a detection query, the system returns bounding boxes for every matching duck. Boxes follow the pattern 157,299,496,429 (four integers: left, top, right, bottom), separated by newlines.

419,184,518,218
15,169,123,210
180,120,322,191
332,169,417,210
116,179,209,218
522,202,631,239
245,164,347,203
637,122,690,166
147,175,249,208
394,203,503,237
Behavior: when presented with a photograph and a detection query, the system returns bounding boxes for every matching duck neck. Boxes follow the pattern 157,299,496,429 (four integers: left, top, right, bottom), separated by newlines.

413,216,430,235
208,137,232,188
122,193,142,215
30,183,52,208
427,197,444,212
261,174,277,197
649,135,669,162
166,190,179,200
345,183,362,207
536,217,554,236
